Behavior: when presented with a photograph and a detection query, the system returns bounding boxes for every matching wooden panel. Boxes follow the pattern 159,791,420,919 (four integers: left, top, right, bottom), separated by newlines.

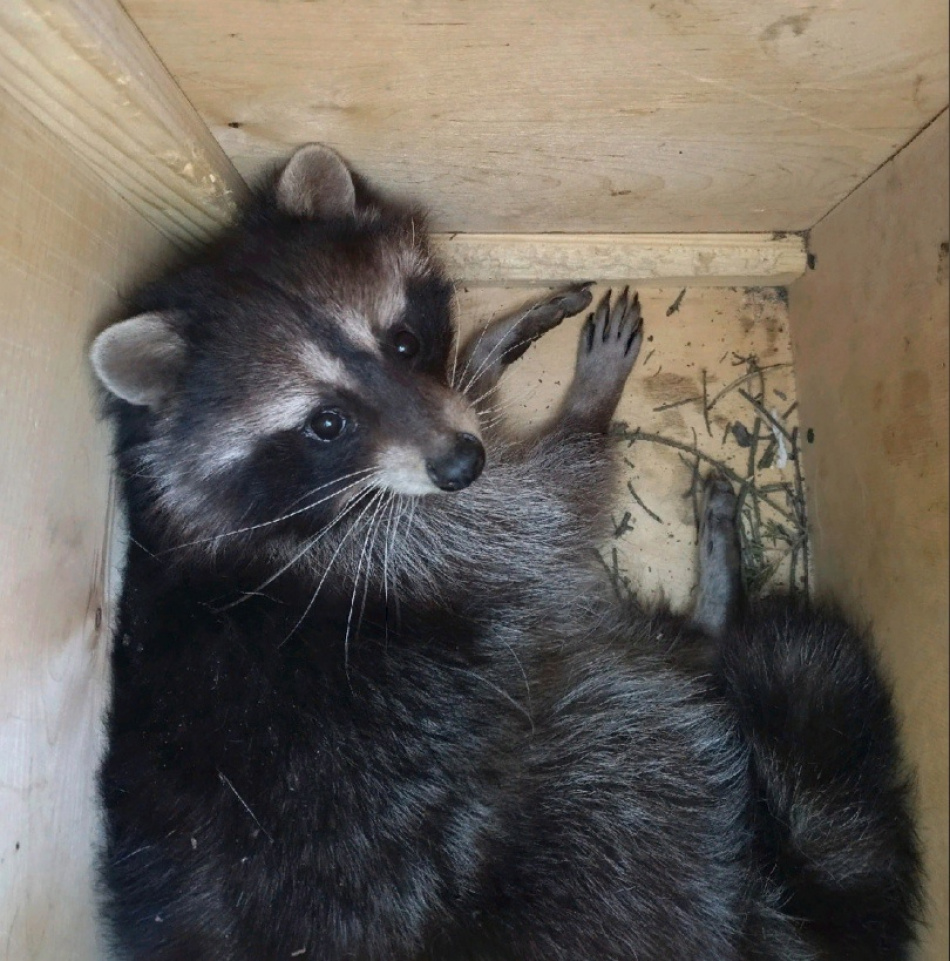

0,95,175,960
435,232,806,286
123,0,947,233
0,0,248,252
789,110,949,961
0,0,808,287
456,285,804,609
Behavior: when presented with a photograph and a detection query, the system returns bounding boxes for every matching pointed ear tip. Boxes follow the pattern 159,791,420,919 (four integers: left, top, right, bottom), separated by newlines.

88,313,185,404
90,312,164,352
88,323,131,397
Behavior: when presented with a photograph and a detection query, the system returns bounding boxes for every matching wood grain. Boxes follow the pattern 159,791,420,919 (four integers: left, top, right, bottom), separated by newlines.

123,0,948,233
0,0,812,287
435,232,806,286
0,95,175,961
789,110,949,961
0,0,248,252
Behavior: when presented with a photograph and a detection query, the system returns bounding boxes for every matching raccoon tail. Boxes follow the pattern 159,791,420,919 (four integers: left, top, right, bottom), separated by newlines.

691,475,922,959
721,600,923,959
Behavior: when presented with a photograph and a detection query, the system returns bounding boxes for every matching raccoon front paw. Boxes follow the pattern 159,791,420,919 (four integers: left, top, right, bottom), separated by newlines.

498,283,594,365
578,286,643,372
558,288,643,432
458,284,592,398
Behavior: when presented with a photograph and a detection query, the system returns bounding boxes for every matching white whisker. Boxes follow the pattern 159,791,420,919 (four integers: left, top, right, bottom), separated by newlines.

498,635,533,712
217,771,273,843
282,467,379,511
478,395,541,434
452,666,534,732
449,287,463,387
475,384,541,423
279,489,386,648
454,308,502,389
459,336,508,396
215,478,379,612
460,324,553,397
344,491,393,672
469,379,508,410
162,468,379,555
381,493,399,611
384,495,411,627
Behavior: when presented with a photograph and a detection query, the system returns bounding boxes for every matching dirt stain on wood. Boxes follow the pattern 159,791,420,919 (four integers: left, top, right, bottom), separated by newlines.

881,368,933,462
760,14,811,41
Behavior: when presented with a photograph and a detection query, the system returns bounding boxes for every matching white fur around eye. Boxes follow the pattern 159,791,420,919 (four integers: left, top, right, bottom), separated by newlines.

300,343,359,390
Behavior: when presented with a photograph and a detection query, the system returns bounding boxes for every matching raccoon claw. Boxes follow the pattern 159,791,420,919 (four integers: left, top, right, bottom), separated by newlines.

577,287,643,377
500,283,594,365
582,287,643,359
559,288,644,433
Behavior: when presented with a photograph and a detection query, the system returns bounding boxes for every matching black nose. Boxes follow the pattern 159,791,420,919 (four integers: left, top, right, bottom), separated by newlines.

426,433,485,492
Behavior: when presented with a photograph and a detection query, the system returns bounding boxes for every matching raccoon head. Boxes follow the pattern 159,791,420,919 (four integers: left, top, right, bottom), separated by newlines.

91,145,484,555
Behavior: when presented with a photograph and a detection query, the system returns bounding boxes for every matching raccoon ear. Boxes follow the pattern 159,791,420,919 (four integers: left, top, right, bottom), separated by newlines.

275,144,357,220
90,313,186,407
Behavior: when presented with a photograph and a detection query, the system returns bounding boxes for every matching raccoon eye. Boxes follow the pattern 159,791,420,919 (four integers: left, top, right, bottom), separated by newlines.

308,409,346,442
392,329,420,359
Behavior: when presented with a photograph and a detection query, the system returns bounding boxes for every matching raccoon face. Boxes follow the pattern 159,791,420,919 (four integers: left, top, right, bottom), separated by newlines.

90,145,484,550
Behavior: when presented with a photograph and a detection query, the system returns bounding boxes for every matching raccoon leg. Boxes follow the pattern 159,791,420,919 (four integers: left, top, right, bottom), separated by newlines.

690,472,744,638
493,290,642,537
456,283,593,400
555,288,643,434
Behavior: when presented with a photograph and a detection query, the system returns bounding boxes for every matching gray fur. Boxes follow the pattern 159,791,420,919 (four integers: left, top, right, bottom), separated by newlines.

691,472,744,638
275,144,357,219
90,312,186,407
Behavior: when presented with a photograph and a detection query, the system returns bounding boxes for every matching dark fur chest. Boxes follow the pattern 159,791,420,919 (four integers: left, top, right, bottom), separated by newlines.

101,550,518,958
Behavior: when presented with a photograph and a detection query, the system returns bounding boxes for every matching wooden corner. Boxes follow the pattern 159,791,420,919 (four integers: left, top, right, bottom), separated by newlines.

0,0,248,252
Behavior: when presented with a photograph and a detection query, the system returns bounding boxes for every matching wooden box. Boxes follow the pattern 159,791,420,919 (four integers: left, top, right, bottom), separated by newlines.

0,1,945,957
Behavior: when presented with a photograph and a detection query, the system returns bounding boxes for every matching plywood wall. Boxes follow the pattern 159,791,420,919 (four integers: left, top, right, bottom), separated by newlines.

790,109,949,961
0,97,175,960
123,0,948,234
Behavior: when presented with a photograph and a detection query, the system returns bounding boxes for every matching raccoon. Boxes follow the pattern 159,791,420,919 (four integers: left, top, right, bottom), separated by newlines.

90,144,920,961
